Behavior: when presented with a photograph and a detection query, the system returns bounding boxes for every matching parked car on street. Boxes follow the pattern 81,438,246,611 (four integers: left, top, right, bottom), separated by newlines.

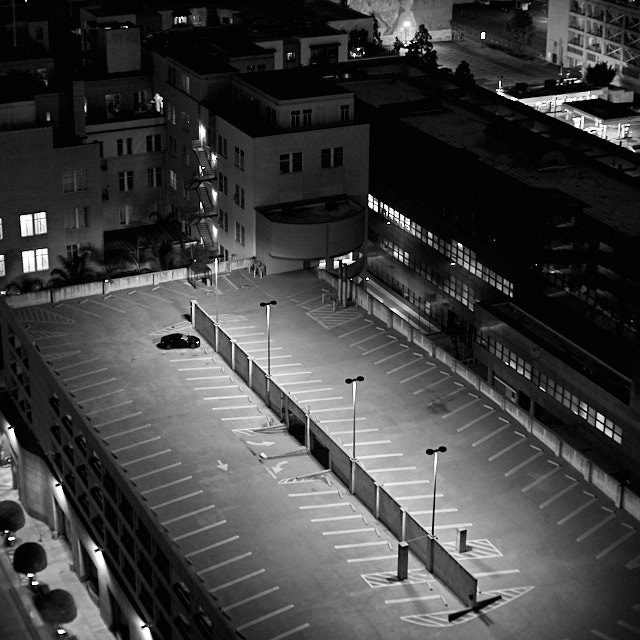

158,333,200,349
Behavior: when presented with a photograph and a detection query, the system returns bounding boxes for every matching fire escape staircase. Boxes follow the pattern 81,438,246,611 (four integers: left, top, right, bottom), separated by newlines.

188,140,218,255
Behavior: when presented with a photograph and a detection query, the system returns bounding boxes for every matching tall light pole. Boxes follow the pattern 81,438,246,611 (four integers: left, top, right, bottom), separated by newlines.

345,376,364,493
425,446,447,537
214,257,219,324
259,301,277,376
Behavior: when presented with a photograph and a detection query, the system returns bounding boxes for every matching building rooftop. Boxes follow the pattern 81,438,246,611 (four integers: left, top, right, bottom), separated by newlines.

565,97,640,122
340,70,640,238
238,67,351,101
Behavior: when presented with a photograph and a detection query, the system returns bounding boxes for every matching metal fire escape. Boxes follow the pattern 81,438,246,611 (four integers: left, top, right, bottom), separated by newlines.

188,139,218,256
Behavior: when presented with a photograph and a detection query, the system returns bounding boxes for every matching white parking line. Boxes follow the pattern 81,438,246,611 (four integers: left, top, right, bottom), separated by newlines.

222,586,279,612
414,372,451,394
381,480,429,487
521,462,561,492
322,528,375,536
457,408,496,433
280,379,323,386
442,395,480,419
540,477,579,509
375,344,409,365
368,466,417,474
597,529,637,560
236,605,295,632
69,377,117,393
319,417,366,424
342,440,391,448
210,569,267,595
292,387,333,395
197,552,252,576
185,536,239,558
172,520,226,541
401,367,436,384
85,400,134,416
299,503,351,510
359,453,403,460
488,434,527,461
267,623,311,640
330,428,378,435
61,367,109,382
311,515,363,523
334,541,390,549
577,509,616,542
472,425,508,447
386,356,424,375
504,449,543,477
558,493,597,525
385,595,441,604
473,569,520,577
77,388,125,403
347,555,395,563
351,328,386,347
363,338,399,356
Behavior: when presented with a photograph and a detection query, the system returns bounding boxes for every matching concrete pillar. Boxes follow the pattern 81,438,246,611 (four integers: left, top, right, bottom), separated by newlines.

457,528,468,553
397,541,409,581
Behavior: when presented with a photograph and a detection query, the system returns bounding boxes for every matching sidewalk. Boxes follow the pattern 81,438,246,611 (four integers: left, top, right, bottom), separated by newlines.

0,456,113,640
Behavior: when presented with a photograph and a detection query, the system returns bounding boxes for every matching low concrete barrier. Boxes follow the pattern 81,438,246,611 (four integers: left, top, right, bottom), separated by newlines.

52,281,103,301
312,271,640,523
191,299,480,607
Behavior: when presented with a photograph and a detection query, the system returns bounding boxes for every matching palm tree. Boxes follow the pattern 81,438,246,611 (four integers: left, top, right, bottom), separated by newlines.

49,246,105,287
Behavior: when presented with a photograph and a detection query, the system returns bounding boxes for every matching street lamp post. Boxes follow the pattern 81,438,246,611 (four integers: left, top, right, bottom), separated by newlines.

345,376,364,493
214,257,219,324
259,301,277,376
425,446,447,537
403,20,411,44
426,445,446,574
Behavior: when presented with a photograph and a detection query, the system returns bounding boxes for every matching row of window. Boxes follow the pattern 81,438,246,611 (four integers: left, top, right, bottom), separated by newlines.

166,103,190,132
476,332,622,444
0,208,88,246
368,195,514,298
279,147,343,173
114,134,162,156
378,237,476,310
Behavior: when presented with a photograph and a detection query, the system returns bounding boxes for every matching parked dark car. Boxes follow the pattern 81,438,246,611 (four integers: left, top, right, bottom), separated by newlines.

158,333,200,349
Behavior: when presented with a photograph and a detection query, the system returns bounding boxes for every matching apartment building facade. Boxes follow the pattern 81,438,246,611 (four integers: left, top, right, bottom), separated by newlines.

547,0,640,92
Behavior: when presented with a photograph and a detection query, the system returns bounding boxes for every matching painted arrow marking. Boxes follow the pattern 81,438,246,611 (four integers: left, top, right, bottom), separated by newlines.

216,460,228,471
272,461,288,474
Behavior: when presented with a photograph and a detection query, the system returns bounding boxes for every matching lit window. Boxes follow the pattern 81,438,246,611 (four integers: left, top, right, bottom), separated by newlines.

20,212,47,237
0,217,3,239
182,74,190,94
0,254,4,277
286,51,297,62
22,248,49,273
169,170,177,190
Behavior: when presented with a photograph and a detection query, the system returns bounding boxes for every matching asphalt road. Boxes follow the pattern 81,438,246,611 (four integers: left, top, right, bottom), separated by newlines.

17,269,640,639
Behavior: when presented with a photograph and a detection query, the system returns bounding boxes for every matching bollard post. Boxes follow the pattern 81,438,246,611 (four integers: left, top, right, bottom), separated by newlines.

397,541,409,581
457,528,468,553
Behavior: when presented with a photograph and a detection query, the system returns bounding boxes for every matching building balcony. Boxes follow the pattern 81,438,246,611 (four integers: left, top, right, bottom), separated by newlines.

255,196,365,262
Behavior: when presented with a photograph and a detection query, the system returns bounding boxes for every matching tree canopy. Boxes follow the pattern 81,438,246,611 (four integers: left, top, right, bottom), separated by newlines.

506,10,534,54
584,62,616,87
35,589,77,626
405,24,438,71
0,500,25,534
13,542,48,575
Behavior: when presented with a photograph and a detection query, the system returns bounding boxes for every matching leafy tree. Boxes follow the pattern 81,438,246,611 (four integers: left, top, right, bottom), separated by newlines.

405,24,438,71
35,589,77,627
371,13,382,47
0,500,25,543
454,60,475,85
13,542,47,580
506,10,534,54
584,62,616,87
393,37,403,54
